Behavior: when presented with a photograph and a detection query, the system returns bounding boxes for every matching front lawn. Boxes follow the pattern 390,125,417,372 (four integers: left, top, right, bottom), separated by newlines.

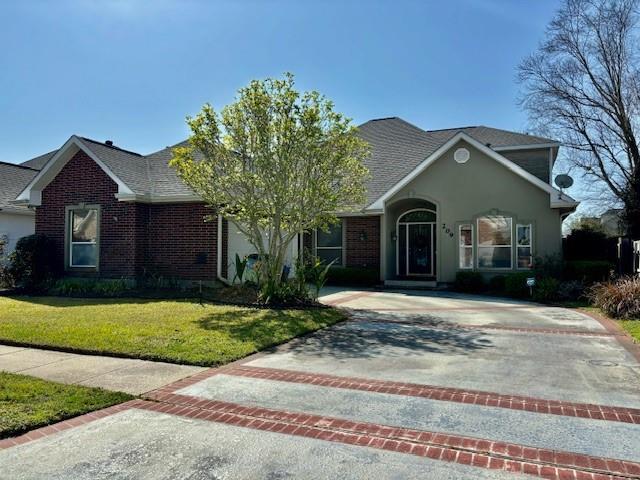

619,319,640,343
0,296,344,366
0,372,132,438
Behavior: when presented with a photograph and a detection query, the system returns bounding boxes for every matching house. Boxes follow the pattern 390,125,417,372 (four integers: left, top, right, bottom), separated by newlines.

0,161,42,261
12,117,578,286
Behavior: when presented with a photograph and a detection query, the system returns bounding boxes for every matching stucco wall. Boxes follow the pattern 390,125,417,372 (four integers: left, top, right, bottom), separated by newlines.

384,139,562,282
0,212,35,261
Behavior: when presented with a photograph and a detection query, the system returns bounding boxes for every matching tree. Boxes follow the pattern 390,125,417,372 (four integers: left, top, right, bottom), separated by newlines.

519,0,640,238
171,74,369,301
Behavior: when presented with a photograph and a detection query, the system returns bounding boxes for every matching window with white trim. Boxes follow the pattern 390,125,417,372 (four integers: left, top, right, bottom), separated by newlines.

477,216,512,269
315,221,343,266
516,224,533,269
69,208,99,267
459,224,473,269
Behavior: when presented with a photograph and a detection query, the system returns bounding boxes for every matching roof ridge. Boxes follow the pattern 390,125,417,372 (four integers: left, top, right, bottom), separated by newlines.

424,126,478,133
0,160,40,171
80,137,143,157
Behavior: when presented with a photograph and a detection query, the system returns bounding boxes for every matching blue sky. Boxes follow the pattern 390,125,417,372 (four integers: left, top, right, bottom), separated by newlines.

0,0,560,163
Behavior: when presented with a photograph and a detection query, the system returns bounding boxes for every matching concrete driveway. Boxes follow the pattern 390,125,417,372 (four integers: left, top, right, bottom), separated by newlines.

2,289,640,480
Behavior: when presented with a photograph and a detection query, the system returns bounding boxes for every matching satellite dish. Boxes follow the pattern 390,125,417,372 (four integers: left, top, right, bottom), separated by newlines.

554,174,574,189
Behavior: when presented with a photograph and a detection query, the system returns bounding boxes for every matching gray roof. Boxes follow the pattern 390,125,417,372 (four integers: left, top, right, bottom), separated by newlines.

15,118,559,205
358,118,558,206
0,162,39,211
20,149,57,170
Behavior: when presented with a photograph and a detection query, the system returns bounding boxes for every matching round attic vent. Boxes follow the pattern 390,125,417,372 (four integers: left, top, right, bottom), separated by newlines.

454,148,470,164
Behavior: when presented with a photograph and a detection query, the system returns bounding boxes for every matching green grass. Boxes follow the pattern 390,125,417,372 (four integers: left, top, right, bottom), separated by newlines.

0,296,345,366
619,319,640,343
0,372,132,438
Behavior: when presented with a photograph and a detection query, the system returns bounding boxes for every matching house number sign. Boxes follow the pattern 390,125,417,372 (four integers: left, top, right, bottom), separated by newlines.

441,223,454,238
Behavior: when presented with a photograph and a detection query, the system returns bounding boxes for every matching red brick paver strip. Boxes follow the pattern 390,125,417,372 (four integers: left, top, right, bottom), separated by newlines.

136,397,640,480
216,366,640,425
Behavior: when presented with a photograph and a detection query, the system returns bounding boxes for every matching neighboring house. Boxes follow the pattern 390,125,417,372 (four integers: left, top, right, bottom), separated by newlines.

12,117,578,286
0,161,41,261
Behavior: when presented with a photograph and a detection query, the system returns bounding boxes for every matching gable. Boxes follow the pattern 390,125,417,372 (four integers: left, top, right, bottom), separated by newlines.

388,139,551,212
14,136,134,207
367,132,576,211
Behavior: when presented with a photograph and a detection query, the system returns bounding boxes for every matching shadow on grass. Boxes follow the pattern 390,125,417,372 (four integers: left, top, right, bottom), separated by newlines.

195,308,343,348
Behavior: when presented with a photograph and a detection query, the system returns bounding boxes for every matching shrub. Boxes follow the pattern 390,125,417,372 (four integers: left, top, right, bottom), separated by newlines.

488,275,506,292
588,277,640,319
454,271,484,293
557,280,585,301
324,267,379,286
4,234,58,292
564,260,612,284
533,277,560,303
564,226,610,261
49,278,130,297
504,272,531,298
533,254,564,279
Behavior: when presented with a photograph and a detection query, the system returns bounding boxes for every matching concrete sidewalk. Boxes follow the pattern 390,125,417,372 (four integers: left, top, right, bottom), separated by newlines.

0,344,205,394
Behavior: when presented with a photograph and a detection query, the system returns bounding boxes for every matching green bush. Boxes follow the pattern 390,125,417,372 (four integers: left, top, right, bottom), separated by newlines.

557,280,585,301
504,272,531,298
454,271,484,293
49,278,130,297
564,260,612,284
4,234,59,292
487,275,506,292
533,254,564,279
533,277,560,303
324,267,379,286
588,277,640,319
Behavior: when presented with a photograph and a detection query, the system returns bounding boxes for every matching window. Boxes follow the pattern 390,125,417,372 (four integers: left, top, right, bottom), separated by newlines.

517,224,532,269
69,208,99,268
477,216,512,269
459,224,473,269
316,221,343,266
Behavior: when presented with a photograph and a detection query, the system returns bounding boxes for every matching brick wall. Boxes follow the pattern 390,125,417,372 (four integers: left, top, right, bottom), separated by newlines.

35,150,218,281
344,216,380,270
146,203,217,281
35,150,145,278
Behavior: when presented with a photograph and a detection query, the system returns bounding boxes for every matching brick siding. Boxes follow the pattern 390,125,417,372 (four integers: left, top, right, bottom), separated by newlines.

35,151,382,281
35,150,217,281
344,216,380,270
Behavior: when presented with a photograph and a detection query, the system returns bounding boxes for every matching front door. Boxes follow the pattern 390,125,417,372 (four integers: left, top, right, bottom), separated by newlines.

407,223,434,276
397,222,436,277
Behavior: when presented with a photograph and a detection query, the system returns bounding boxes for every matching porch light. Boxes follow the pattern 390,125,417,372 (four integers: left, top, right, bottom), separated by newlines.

359,230,368,241
391,231,397,242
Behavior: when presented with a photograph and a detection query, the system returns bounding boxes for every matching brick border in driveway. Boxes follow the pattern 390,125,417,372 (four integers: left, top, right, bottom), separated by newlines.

134,395,640,479
149,365,640,425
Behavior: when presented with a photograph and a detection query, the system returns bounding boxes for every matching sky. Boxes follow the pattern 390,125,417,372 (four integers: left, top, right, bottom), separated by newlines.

0,0,563,160
2,0,590,214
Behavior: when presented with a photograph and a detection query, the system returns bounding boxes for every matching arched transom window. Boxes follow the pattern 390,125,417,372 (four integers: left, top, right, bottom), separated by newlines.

398,209,436,223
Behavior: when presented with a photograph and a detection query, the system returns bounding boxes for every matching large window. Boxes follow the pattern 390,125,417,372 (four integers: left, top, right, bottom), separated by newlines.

316,221,343,266
477,216,512,269
517,224,533,269
459,224,473,269
68,208,99,268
